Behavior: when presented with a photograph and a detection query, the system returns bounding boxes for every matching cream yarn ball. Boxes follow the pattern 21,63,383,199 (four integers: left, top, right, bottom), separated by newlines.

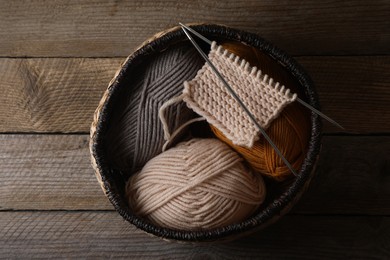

126,138,266,231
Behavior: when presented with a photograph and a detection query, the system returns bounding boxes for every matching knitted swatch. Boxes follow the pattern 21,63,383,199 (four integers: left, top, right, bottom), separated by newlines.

208,41,311,181
183,42,297,148
105,45,204,172
126,138,266,231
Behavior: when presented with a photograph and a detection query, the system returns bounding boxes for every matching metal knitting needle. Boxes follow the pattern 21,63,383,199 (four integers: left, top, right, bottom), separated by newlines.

179,23,345,130
181,25,298,177
295,99,344,130
180,23,212,45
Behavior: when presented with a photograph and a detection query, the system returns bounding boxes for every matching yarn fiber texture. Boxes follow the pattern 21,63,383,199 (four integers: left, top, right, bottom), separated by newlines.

210,42,311,181
105,45,204,172
126,138,266,231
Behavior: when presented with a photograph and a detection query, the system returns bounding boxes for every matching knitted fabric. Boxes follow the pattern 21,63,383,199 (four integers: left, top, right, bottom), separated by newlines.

183,42,297,148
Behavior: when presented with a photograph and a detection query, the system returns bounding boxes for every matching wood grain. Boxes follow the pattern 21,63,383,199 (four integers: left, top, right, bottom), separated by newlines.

0,56,389,133
294,135,390,215
0,211,389,258
297,56,390,133
0,1,387,257
0,134,112,211
0,0,389,57
1,134,389,214
0,58,121,132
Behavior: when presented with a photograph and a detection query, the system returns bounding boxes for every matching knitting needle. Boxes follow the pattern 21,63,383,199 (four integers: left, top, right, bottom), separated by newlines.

179,23,345,130
181,25,298,177
295,99,344,130
180,23,213,45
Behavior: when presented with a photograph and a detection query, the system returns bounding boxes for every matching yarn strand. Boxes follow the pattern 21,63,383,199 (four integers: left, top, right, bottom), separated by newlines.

158,94,206,151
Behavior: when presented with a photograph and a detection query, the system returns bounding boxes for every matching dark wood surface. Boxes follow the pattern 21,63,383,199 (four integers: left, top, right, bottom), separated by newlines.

1,212,389,259
0,0,389,56
0,0,389,258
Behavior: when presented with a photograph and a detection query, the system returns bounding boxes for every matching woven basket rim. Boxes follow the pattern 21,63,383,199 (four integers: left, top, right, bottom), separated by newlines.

90,23,322,242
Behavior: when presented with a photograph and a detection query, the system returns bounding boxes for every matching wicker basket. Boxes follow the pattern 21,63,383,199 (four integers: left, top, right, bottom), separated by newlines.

90,24,322,242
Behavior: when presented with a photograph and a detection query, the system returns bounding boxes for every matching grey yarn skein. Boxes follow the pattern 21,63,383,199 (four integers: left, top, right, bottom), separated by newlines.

105,45,205,172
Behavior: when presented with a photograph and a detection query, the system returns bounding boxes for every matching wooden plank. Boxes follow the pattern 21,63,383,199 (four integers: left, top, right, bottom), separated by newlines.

0,0,389,57
0,56,389,133
1,134,389,214
0,58,121,132
293,135,390,214
0,212,389,258
297,56,390,133
0,134,112,210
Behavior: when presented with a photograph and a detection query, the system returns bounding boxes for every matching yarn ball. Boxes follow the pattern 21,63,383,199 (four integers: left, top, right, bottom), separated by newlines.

105,45,204,172
209,42,311,181
126,138,266,231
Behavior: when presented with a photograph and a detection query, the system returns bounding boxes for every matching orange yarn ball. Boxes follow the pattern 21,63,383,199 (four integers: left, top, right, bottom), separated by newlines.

210,42,311,181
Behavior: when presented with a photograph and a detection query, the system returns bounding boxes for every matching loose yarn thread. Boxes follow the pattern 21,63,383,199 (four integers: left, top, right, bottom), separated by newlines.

126,138,266,231
105,45,204,172
210,42,311,181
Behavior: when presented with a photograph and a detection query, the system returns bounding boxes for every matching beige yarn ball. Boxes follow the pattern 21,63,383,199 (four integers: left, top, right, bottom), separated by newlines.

126,138,266,231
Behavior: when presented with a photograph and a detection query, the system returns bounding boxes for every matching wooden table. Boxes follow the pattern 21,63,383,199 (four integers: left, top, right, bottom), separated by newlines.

1,1,389,258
